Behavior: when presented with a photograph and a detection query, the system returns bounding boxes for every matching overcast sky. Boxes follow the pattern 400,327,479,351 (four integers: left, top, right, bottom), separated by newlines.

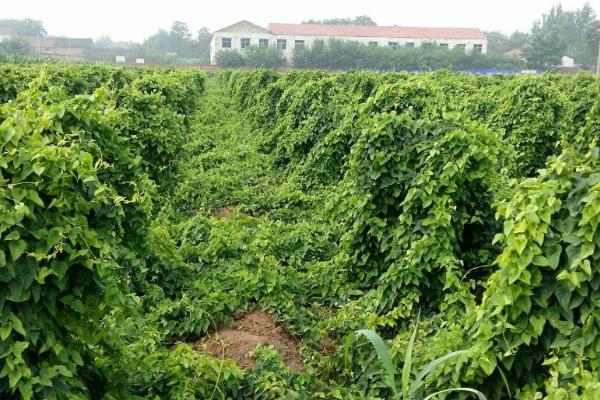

2,0,599,42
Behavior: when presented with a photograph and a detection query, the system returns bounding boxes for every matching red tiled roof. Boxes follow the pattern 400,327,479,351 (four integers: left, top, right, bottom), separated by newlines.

268,23,485,40
0,26,16,36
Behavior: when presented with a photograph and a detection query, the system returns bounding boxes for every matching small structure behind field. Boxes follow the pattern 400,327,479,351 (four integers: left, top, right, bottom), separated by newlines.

28,36,93,61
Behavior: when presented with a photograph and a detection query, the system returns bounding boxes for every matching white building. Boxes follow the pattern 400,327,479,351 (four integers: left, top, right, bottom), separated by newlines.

210,20,488,64
561,56,575,67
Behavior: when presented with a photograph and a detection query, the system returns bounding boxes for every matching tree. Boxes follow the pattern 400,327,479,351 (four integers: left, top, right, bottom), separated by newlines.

195,28,213,64
0,37,29,55
524,29,566,70
143,22,192,57
170,21,192,41
244,46,286,68
575,2,597,34
303,15,377,26
214,47,286,68
143,29,172,52
87,22,213,64
94,35,118,49
485,31,509,53
507,31,530,50
0,18,46,36
353,16,377,26
526,2,600,65
142,22,210,61
485,31,530,54
583,20,600,65
215,50,246,67
292,39,524,71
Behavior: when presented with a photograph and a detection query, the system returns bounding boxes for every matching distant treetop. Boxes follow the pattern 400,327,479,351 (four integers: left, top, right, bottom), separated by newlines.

0,19,46,36
302,15,377,26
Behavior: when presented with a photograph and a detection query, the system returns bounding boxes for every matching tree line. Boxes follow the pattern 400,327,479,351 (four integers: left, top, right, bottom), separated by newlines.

86,22,213,64
2,2,600,69
0,19,213,64
216,40,525,71
486,2,600,68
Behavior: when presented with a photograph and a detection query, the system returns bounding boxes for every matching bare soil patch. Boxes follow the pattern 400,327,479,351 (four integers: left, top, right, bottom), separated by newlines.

198,308,303,372
214,206,234,219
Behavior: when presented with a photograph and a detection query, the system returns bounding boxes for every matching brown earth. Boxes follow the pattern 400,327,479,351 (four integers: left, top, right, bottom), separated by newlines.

214,206,234,219
198,308,303,372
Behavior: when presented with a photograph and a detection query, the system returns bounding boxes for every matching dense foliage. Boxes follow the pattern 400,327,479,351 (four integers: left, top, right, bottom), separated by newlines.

302,15,378,26
0,63,205,399
215,47,287,68
487,75,570,177
2,62,600,400
292,39,525,71
217,68,600,399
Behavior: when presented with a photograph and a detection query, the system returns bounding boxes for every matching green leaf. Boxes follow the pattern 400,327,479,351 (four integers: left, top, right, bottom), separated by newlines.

555,285,572,312
8,313,25,336
513,235,527,255
402,311,420,399
542,356,559,366
36,267,55,284
0,324,11,340
18,383,33,400
12,341,29,356
423,388,487,400
32,162,45,176
343,333,353,372
355,329,399,397
56,365,73,378
4,231,20,241
529,315,546,336
503,220,515,236
532,255,550,267
410,350,468,396
546,244,562,270
9,240,27,261
26,191,44,207
8,370,21,388
478,354,497,376
498,366,512,399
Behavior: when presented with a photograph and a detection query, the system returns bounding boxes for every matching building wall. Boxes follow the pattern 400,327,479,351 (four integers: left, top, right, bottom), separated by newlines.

35,48,86,61
27,37,89,61
211,31,487,64
272,35,487,60
211,32,273,64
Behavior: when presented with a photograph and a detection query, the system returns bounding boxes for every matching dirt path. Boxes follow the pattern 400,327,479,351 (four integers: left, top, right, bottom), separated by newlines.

198,308,303,372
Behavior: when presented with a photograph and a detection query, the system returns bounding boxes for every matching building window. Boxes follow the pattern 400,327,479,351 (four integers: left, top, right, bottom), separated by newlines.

222,38,232,48
277,39,287,50
295,40,305,49
422,42,434,49
405,42,415,48
241,38,251,49
259,39,269,48
368,41,379,47
439,43,449,49
388,41,399,49
473,44,483,54
455,44,466,51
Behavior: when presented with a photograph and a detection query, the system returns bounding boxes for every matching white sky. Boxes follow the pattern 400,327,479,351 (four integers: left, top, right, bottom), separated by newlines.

2,0,599,42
